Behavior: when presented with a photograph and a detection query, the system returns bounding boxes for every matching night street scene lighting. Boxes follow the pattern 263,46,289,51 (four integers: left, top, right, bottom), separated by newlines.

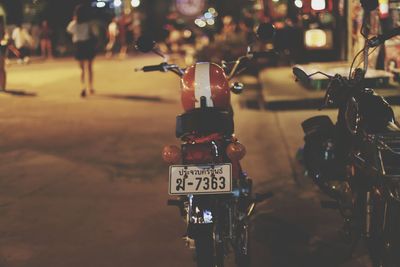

0,0,398,267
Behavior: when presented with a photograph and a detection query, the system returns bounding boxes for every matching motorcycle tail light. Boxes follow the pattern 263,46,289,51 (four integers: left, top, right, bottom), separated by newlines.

183,143,218,164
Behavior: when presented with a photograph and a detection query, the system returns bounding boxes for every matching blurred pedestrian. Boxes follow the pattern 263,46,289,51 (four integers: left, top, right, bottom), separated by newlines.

11,23,33,64
118,14,132,59
67,4,96,97
0,16,7,91
105,17,118,58
39,20,53,59
239,17,256,44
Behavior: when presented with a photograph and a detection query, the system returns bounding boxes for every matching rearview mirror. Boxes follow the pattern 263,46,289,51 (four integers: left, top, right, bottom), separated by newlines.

231,82,244,95
293,67,310,84
256,23,276,42
135,35,156,53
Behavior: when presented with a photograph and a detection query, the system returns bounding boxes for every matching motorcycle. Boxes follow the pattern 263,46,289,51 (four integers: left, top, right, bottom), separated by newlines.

135,23,275,267
294,1,400,265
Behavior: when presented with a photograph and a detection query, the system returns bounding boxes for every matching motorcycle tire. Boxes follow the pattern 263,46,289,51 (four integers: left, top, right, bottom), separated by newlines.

195,227,224,267
367,199,400,267
235,222,251,267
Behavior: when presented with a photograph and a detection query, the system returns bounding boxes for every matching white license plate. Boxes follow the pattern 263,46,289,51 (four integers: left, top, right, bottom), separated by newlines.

169,164,232,195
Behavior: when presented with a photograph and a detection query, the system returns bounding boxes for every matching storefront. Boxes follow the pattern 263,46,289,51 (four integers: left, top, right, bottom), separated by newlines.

264,0,347,63
383,0,400,80
351,0,400,80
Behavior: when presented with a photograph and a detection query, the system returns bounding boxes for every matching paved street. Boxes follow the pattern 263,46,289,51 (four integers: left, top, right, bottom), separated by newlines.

0,55,399,267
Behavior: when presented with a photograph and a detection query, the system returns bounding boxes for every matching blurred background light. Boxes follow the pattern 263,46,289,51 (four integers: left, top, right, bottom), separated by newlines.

131,0,140,8
311,0,326,10
204,12,212,19
206,19,215,25
305,29,327,48
96,1,106,8
183,30,192,38
294,0,303,8
114,0,122,7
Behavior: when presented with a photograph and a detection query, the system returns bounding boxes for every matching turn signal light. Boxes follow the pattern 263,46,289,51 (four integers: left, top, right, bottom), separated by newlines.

226,142,246,161
162,145,181,164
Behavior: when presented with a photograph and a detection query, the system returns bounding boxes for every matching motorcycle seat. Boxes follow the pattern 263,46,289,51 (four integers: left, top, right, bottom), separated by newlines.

176,107,234,138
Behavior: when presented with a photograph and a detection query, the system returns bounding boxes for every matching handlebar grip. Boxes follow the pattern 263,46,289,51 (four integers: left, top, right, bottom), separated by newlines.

375,27,400,46
142,64,163,72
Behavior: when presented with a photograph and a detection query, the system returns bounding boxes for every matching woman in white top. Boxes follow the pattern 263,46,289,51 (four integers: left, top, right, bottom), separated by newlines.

105,17,118,58
67,4,96,97
11,23,33,63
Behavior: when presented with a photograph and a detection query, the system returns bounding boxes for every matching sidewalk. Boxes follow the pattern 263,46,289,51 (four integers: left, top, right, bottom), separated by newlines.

259,65,400,110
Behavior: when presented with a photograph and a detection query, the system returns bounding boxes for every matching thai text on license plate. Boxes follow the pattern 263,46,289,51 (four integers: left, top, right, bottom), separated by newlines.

169,164,232,195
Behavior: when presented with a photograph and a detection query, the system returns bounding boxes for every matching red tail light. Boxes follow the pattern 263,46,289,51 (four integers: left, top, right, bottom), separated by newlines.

183,143,224,164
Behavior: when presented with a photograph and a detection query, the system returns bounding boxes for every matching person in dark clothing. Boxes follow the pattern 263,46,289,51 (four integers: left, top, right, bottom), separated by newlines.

39,20,53,59
67,4,96,97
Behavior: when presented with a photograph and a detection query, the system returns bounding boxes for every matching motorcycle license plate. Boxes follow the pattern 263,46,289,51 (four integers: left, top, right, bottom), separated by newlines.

169,164,232,195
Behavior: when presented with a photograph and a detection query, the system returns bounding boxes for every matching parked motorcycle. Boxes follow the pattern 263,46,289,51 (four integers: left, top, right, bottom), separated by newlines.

135,23,275,267
294,3,400,265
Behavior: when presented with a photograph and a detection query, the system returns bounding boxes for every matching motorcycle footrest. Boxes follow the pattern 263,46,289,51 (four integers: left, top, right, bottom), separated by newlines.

320,200,340,209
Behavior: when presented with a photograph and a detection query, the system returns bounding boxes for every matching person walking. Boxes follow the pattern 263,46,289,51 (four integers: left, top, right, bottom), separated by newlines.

67,4,96,97
11,23,33,64
39,20,53,59
117,14,131,59
0,16,8,91
105,17,118,58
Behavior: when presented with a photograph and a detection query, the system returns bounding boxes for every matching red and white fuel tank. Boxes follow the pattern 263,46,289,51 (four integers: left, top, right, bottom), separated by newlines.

180,62,231,111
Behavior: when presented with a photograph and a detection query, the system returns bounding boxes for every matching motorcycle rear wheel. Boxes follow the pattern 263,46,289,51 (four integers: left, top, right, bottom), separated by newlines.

235,222,251,267
367,200,400,267
195,227,224,267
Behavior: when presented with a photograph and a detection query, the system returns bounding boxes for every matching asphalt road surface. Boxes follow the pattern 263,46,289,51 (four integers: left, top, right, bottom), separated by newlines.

0,55,398,267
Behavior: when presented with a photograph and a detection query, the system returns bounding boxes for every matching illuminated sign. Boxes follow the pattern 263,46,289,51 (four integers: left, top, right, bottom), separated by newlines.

311,0,326,10
305,29,333,49
379,0,389,18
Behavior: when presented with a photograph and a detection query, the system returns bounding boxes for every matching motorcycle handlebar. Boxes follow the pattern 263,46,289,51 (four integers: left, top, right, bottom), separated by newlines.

139,63,184,77
369,27,400,47
379,27,400,43
142,63,165,72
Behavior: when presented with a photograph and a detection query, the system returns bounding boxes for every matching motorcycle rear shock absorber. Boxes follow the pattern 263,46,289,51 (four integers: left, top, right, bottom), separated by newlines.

365,191,372,238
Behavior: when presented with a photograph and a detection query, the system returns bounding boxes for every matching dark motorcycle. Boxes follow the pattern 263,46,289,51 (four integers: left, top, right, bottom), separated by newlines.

135,24,275,267
294,2,400,265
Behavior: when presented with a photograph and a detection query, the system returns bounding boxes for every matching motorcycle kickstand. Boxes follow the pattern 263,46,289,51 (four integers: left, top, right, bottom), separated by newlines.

247,192,274,217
